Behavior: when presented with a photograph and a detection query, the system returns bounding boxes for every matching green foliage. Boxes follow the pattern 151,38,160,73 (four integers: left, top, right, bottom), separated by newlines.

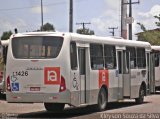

1,31,12,40
0,58,4,71
76,28,94,35
40,22,55,31
137,30,160,45
137,13,160,45
154,14,160,28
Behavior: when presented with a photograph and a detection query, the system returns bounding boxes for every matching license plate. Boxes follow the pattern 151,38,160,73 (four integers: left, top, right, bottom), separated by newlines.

30,87,40,91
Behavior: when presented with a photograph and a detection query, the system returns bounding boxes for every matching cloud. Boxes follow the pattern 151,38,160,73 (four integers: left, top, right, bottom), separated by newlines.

91,18,106,32
135,4,160,32
90,0,121,36
0,18,27,36
91,8,120,36
92,15,119,31
31,6,48,14
138,5,160,18
104,0,121,9
132,4,160,40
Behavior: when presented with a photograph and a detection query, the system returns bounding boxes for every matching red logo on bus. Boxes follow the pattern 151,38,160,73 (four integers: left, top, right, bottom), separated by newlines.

44,67,60,85
99,70,109,88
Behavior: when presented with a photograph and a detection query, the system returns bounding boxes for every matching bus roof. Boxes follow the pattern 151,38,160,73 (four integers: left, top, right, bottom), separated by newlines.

151,46,160,51
11,32,64,37
70,33,151,50
10,32,151,50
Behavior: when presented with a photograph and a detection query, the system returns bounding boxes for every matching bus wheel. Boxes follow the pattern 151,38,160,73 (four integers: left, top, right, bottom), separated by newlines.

97,87,107,111
135,85,145,104
44,103,65,112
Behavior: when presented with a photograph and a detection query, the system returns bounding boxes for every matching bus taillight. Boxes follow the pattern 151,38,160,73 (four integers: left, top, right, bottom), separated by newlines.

7,76,11,92
59,76,66,92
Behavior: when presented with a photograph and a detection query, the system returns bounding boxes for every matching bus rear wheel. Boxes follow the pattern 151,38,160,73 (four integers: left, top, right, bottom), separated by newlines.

97,87,108,111
135,85,145,104
44,103,65,112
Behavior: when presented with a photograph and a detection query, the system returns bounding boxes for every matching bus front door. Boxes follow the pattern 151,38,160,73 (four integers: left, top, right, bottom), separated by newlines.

150,53,155,93
123,51,131,97
117,51,123,99
117,51,131,99
78,48,86,104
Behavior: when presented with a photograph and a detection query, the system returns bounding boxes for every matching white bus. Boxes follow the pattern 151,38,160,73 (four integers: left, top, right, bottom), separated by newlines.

150,46,160,92
0,39,9,93
6,32,151,112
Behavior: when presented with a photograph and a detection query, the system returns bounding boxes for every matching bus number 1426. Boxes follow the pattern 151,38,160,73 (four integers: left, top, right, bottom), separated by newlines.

13,71,28,77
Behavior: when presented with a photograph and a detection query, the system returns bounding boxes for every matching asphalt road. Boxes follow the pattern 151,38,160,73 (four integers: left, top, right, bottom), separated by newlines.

0,93,160,119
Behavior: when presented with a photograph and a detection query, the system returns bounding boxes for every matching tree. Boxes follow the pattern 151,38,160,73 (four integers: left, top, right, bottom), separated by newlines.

40,22,55,31
136,13,160,45
136,30,160,45
76,28,94,35
1,31,12,40
137,22,146,32
154,14,160,28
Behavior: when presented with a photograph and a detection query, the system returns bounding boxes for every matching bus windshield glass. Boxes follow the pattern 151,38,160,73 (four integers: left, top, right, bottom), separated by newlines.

12,36,63,59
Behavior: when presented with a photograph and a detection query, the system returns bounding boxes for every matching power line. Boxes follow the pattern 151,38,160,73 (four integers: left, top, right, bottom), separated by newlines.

108,27,118,36
0,0,87,12
76,22,91,31
0,2,67,12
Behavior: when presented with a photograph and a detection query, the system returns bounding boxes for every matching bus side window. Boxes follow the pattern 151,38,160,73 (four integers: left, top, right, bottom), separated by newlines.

70,42,78,70
126,47,136,69
118,51,122,74
137,48,146,68
90,44,104,70
104,45,116,69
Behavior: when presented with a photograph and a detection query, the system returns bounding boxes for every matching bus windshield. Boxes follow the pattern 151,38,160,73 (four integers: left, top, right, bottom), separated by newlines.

12,36,63,59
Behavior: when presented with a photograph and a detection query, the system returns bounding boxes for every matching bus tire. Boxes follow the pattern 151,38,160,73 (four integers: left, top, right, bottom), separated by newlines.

135,85,145,104
44,103,65,112
97,87,108,111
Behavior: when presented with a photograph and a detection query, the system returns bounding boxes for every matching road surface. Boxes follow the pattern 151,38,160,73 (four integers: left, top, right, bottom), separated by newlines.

0,93,160,119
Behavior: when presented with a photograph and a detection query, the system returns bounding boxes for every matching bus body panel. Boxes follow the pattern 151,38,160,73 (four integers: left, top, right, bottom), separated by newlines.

108,70,119,102
130,69,147,98
6,34,71,104
155,67,160,87
70,70,80,106
5,32,152,108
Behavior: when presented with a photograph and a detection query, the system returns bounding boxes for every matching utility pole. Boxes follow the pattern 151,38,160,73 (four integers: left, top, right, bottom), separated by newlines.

76,22,91,31
108,27,118,36
124,0,139,40
41,0,44,31
69,0,73,32
121,0,127,39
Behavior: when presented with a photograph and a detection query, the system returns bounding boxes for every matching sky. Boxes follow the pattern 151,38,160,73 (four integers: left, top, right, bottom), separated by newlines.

0,0,159,40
